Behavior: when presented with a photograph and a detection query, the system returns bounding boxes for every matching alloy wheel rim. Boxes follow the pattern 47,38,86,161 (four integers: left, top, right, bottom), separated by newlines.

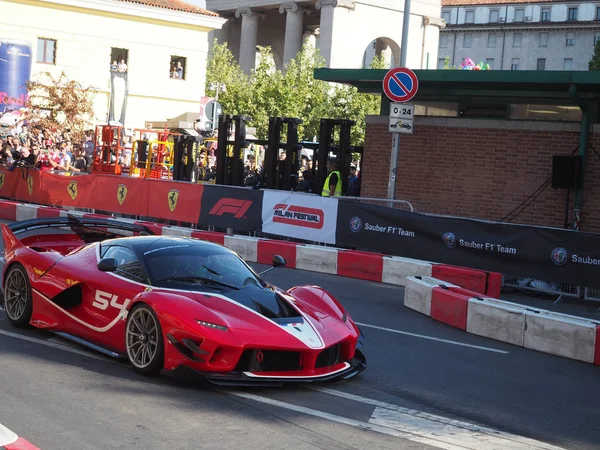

4,269,28,321
126,308,159,368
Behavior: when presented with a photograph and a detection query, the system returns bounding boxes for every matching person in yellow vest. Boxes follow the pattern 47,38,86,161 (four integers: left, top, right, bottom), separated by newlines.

322,157,342,197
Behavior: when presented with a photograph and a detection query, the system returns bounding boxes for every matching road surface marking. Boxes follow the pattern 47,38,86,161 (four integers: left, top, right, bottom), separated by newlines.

0,329,112,363
0,423,18,446
229,391,565,450
355,322,509,354
311,387,565,450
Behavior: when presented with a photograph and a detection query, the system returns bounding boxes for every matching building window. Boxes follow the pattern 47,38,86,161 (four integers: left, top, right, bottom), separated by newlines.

596,6,600,20
566,32,575,46
463,33,472,47
537,58,546,70
36,38,56,64
487,33,497,48
170,56,186,79
514,8,525,22
440,34,449,48
541,8,551,21
568,7,578,20
465,10,475,23
486,58,494,69
539,32,548,47
110,47,129,72
513,32,522,47
564,58,573,70
489,9,499,22
595,32,600,44
511,58,520,70
438,58,446,69
442,10,451,23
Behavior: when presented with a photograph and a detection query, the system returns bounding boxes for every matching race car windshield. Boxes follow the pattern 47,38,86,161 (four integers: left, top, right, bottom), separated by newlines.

144,244,263,291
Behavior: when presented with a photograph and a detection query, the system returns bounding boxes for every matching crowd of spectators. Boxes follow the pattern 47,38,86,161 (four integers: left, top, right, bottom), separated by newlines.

0,124,92,174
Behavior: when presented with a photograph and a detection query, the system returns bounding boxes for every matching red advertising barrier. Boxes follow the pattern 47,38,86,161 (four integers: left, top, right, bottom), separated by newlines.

0,201,17,220
257,240,297,269
0,168,203,223
486,272,503,299
430,287,469,330
432,265,488,295
337,250,383,282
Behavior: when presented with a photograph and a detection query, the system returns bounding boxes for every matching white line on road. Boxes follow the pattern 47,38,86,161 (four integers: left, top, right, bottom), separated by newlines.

310,387,566,450
355,322,509,354
0,423,18,446
229,391,566,450
0,328,111,363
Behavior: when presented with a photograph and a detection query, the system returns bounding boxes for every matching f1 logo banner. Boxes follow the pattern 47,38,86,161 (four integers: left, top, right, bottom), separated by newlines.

198,185,264,232
261,190,338,244
336,200,600,289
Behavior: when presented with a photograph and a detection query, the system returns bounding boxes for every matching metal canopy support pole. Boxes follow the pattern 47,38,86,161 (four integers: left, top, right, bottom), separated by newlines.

387,0,411,201
573,106,589,230
215,115,231,185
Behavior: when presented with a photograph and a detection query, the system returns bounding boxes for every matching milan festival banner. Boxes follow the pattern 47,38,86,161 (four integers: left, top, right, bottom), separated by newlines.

198,185,264,232
261,191,338,244
336,200,600,288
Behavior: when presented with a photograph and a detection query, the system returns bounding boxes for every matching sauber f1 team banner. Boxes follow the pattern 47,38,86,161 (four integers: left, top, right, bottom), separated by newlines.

198,185,264,232
336,200,600,289
261,191,338,244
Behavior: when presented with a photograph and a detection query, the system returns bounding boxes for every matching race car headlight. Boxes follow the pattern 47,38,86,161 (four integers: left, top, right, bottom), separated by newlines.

197,320,228,331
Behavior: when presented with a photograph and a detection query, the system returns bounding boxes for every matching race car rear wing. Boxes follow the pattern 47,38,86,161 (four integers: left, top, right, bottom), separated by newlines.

8,214,157,239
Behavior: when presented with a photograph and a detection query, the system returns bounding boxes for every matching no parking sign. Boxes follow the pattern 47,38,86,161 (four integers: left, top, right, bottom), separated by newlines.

383,68,419,133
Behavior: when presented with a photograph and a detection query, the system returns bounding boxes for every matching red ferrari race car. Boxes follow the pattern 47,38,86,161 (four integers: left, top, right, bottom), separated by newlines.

0,216,366,385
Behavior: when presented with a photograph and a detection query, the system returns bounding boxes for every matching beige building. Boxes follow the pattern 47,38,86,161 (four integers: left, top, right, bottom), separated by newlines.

0,0,225,128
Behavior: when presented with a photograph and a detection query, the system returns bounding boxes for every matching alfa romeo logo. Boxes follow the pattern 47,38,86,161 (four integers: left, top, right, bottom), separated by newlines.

551,247,568,265
349,216,362,232
442,232,456,248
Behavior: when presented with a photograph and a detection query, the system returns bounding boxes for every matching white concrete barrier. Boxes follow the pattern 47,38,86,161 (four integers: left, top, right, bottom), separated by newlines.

524,310,598,363
382,256,433,286
161,226,193,238
224,235,259,262
467,298,526,347
15,204,39,222
404,276,446,316
296,245,338,275
59,209,85,218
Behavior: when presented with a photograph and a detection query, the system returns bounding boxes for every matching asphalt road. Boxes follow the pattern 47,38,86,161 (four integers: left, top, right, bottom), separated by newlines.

0,221,599,450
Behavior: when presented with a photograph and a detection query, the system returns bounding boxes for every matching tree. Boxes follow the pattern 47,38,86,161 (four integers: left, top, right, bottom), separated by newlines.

204,40,389,146
589,41,600,71
25,71,96,142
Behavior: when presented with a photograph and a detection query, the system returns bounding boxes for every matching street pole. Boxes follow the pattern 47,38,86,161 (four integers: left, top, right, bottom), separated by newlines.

387,0,411,201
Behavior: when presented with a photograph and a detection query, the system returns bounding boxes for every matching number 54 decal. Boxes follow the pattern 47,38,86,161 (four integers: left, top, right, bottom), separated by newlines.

92,290,131,314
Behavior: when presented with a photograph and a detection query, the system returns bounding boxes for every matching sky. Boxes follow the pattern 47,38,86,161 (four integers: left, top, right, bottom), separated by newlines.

184,0,207,8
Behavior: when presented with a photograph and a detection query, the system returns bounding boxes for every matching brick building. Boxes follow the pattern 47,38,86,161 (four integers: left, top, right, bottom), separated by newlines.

315,69,600,233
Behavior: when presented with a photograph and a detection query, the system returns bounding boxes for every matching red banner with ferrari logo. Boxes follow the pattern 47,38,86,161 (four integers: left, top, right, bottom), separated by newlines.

0,168,203,223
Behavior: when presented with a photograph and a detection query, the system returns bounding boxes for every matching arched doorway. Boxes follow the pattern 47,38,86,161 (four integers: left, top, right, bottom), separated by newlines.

362,37,400,68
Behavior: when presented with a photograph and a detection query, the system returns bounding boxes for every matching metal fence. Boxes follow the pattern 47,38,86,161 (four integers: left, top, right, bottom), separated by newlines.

502,275,582,300
339,197,415,212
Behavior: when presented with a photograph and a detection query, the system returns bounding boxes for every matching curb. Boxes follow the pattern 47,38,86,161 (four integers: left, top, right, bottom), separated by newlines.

0,423,38,450
0,200,503,296
404,275,600,366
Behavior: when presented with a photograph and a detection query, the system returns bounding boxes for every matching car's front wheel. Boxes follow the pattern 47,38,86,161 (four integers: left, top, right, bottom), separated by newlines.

4,263,33,328
125,303,164,376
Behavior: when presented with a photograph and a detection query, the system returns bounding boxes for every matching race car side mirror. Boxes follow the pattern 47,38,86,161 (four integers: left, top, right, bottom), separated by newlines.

259,255,286,277
272,255,286,267
98,257,118,272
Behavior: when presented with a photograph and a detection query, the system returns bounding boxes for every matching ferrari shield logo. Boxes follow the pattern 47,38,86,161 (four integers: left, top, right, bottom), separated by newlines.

27,176,33,195
67,181,78,200
0,172,5,189
117,184,128,205
168,189,179,212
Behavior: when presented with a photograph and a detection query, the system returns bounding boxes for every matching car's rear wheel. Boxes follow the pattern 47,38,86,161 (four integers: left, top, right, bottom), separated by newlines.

4,263,33,328
125,303,164,376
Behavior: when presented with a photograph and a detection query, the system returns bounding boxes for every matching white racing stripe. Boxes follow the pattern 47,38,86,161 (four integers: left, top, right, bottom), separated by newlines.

355,322,509,354
310,387,566,450
0,423,18,447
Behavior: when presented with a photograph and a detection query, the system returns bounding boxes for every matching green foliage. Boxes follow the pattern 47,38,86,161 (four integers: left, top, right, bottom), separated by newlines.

589,41,600,71
204,39,385,146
